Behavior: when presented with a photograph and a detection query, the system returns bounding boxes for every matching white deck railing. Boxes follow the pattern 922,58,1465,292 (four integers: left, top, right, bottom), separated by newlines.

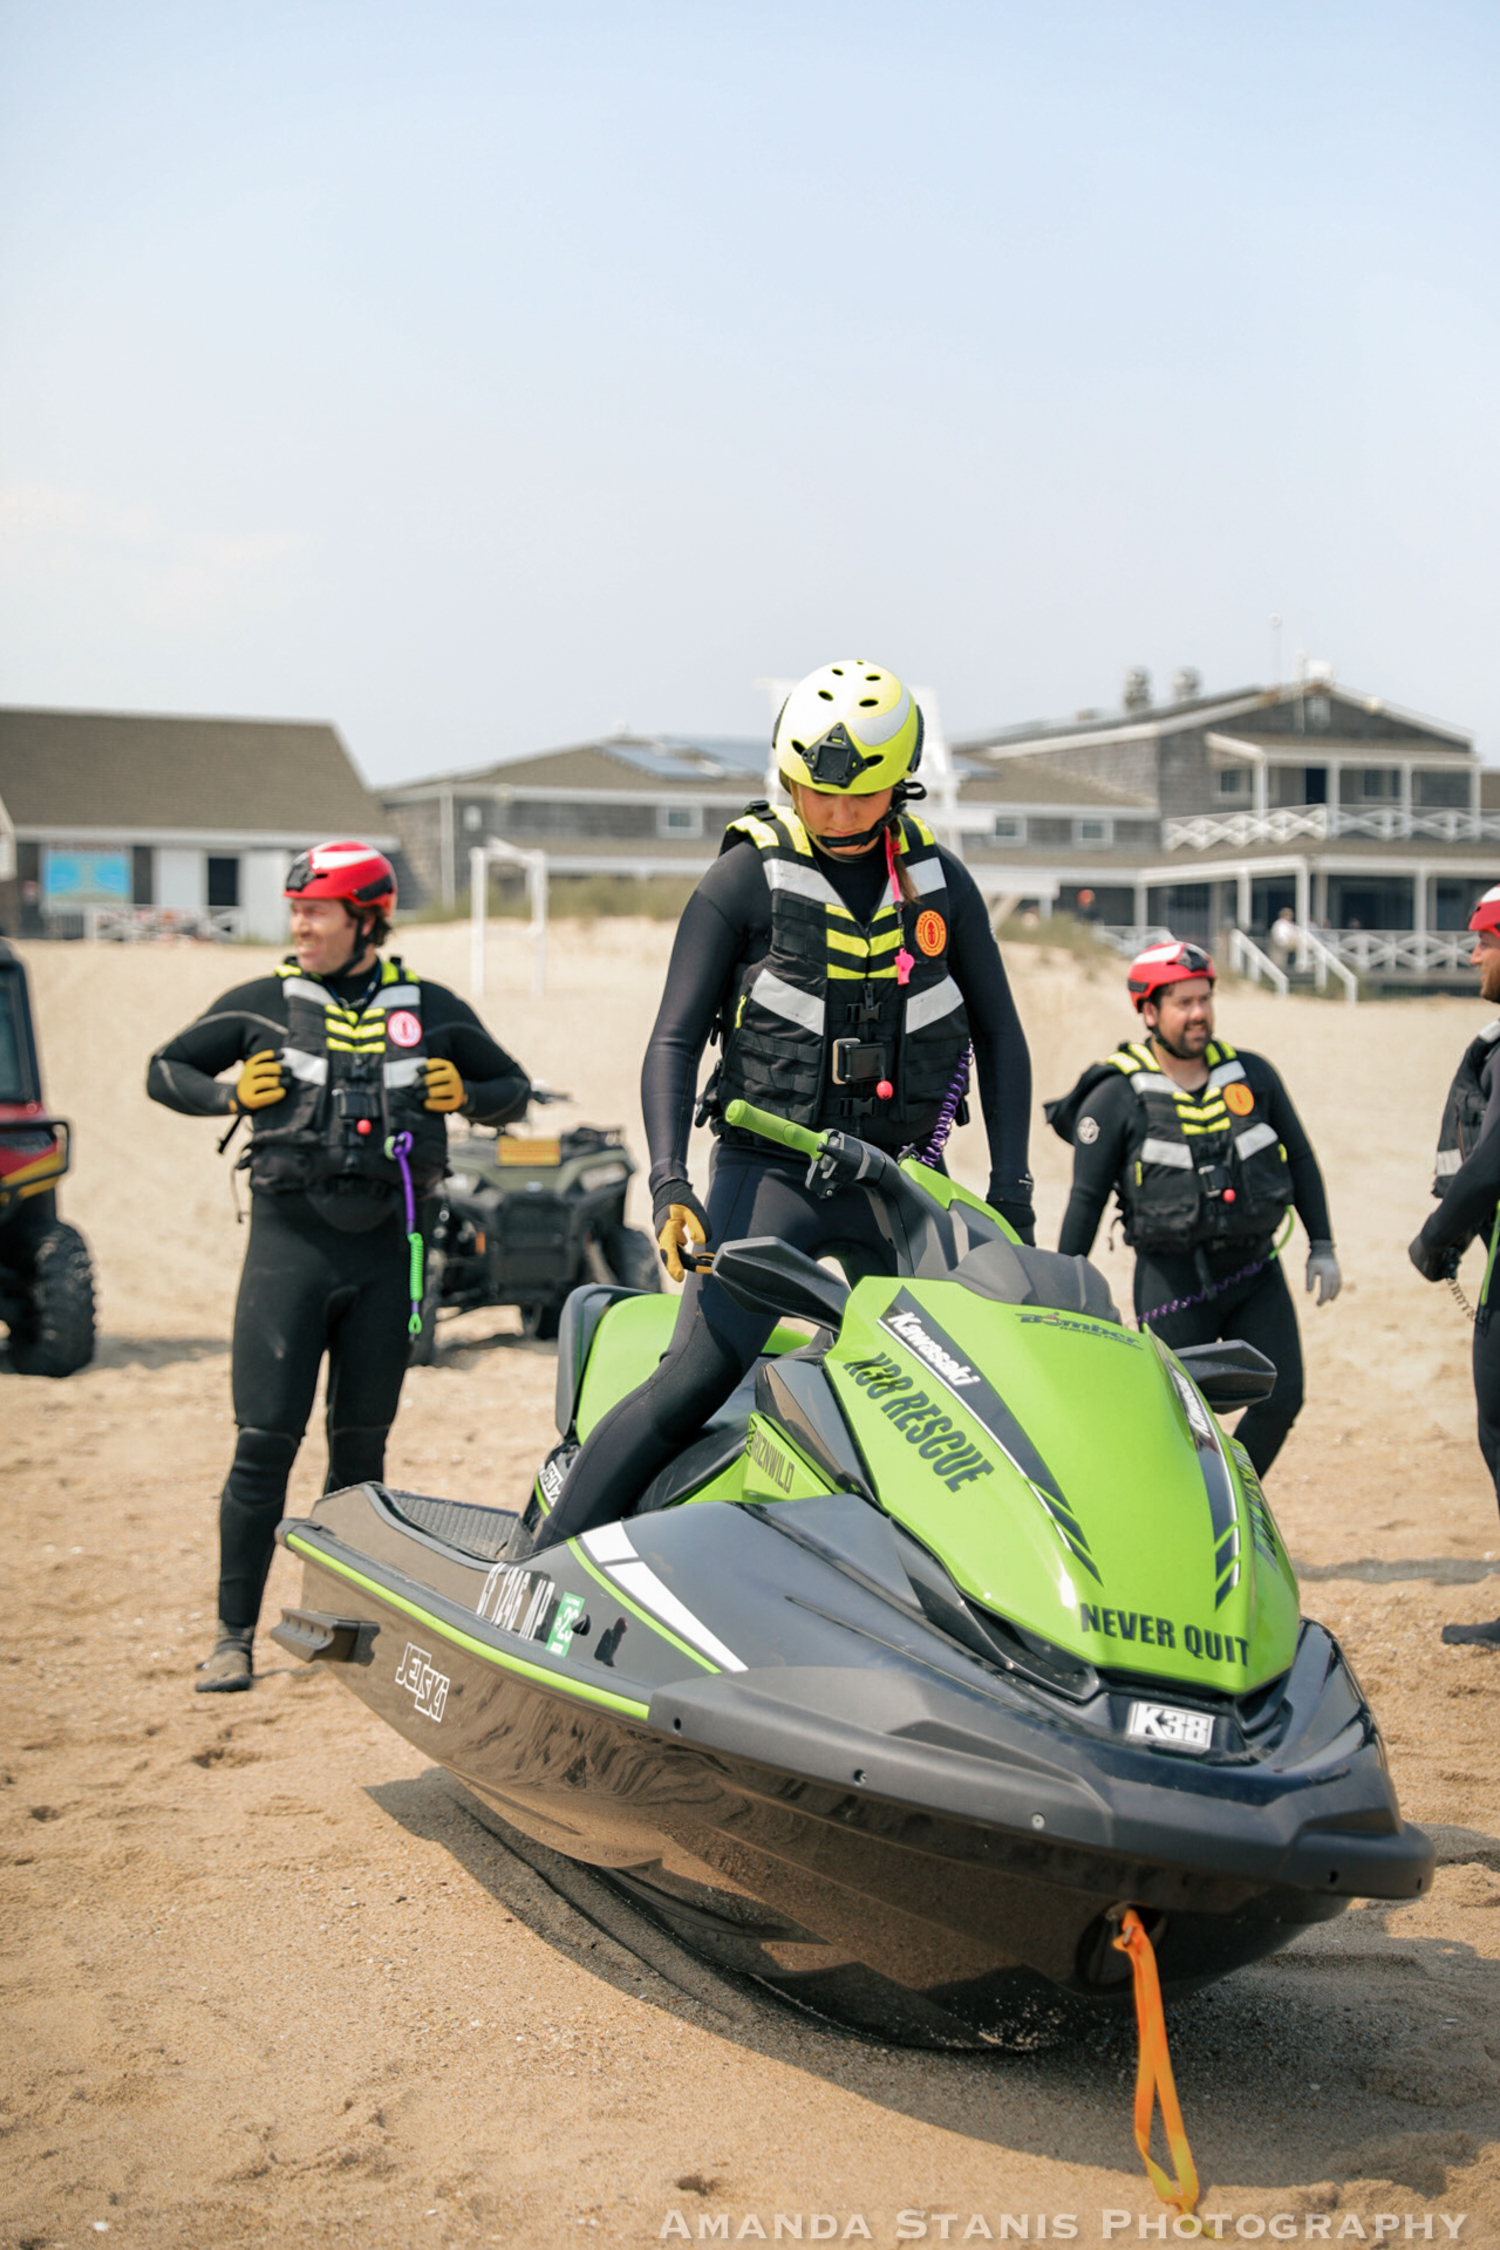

1314,928,1473,977
86,906,246,942
1164,806,1500,851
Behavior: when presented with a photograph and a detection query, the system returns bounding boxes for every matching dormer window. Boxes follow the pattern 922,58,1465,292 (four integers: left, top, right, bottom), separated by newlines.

1307,694,1331,730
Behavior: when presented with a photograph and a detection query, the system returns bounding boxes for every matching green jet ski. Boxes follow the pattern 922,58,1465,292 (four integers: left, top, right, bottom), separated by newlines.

274,1099,1433,2047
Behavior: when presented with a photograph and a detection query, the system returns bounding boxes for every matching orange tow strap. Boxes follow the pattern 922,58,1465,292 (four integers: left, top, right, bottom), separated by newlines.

1112,1908,1199,2217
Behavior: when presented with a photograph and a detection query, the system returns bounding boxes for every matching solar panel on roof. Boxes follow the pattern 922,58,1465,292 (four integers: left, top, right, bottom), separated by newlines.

607,736,766,782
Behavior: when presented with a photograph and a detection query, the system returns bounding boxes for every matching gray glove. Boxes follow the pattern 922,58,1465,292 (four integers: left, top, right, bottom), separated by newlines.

1305,1240,1341,1305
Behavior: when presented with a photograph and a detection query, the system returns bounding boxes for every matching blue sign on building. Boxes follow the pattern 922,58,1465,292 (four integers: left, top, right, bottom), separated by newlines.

43,849,130,906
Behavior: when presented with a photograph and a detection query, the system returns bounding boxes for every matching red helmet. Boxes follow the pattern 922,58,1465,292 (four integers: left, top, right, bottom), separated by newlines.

285,840,397,918
1127,938,1216,1012
1469,885,1500,934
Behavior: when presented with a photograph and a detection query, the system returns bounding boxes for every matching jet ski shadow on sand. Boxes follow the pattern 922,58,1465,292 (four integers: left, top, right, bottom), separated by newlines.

275,1099,1433,2052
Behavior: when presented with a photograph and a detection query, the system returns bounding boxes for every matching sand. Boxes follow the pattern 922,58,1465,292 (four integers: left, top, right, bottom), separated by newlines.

5,920,1500,2248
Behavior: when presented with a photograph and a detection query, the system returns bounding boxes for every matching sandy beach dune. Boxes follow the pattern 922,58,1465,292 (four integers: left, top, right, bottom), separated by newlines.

5,922,1500,2248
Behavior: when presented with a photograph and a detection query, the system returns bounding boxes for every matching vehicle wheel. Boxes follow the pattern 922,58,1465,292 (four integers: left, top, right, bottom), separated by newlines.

408,1249,446,1367
520,1301,562,1342
8,1221,96,1378
606,1225,663,1294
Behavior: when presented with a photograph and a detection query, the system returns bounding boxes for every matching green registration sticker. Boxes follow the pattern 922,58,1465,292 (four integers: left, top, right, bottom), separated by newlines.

546,1591,587,1655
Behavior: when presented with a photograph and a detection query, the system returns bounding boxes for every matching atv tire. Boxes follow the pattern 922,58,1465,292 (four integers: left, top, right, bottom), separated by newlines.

520,1301,562,1342
606,1225,663,1294
8,1221,96,1378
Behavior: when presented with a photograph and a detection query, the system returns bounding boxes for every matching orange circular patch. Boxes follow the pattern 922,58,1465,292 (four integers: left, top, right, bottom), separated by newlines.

1224,1081,1254,1116
916,909,947,957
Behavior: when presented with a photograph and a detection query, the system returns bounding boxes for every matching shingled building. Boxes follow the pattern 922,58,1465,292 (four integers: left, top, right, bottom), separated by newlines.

0,707,394,941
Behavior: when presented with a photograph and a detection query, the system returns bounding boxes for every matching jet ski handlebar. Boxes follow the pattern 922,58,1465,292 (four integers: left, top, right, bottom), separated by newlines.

724,1099,896,1196
722,1099,939,1261
722,1099,825,1159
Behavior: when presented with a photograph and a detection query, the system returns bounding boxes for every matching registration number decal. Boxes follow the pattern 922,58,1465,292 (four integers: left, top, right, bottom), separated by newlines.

1126,1700,1214,1752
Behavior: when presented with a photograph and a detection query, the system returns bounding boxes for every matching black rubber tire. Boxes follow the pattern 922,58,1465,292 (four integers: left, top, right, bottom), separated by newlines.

606,1225,663,1294
520,1300,562,1342
408,1249,446,1367
8,1221,96,1378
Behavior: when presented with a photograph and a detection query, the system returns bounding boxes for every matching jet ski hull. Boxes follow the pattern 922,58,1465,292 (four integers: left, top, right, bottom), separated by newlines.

279,1483,1431,2045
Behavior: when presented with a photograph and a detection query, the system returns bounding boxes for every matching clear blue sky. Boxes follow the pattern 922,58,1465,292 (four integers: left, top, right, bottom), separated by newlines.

2,1,1496,782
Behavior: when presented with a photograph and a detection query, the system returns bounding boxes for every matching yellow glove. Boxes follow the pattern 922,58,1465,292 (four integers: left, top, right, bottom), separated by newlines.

423,1057,466,1113
233,1049,286,1112
653,1181,710,1284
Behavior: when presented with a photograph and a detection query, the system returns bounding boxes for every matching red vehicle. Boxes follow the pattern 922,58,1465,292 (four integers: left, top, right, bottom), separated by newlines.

0,938,95,1376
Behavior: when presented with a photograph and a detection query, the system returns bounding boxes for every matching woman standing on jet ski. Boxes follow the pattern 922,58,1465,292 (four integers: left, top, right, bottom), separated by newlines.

529,659,1034,1549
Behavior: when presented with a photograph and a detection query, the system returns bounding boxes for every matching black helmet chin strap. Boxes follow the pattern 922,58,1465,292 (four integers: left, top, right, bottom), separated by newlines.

328,912,378,983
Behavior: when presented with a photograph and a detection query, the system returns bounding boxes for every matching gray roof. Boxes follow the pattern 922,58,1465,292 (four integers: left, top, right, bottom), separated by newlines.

956,681,1472,758
385,733,767,798
955,761,1156,810
0,707,389,836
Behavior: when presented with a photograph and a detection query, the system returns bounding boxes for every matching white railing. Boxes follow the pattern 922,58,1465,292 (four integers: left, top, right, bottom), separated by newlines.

1292,924,1359,1004
1228,927,1288,996
1314,928,1473,977
1167,808,1329,850
86,906,246,942
1095,924,1175,959
1165,806,1500,851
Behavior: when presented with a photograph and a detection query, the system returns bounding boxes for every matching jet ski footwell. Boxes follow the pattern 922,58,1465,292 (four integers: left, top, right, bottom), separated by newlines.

276,1482,1431,2047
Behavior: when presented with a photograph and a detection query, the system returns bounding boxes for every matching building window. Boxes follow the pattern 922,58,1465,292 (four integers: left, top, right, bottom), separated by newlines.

207,856,240,910
1359,768,1400,799
1074,818,1110,844
992,815,1025,842
462,803,482,832
1414,769,1470,809
1307,694,1331,730
1216,766,1249,797
131,844,154,905
656,804,704,838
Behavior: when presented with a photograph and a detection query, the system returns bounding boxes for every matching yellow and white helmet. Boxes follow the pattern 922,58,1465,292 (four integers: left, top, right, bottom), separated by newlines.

773,659,924,795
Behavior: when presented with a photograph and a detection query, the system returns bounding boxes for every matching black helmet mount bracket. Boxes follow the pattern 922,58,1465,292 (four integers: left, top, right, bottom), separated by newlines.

796,724,881,790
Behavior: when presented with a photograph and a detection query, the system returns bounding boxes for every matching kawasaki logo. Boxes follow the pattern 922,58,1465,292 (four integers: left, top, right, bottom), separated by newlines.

883,1308,981,1388
866,1289,1102,1583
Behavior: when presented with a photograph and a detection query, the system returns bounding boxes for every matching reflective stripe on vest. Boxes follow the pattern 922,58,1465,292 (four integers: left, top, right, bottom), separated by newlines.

751,970,827,1035
1234,1122,1279,1161
907,975,964,1033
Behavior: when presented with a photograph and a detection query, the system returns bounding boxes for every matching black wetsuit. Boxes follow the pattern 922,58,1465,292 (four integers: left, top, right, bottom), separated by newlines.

148,962,529,1632
1414,1036,1500,1509
536,838,1033,1547
1058,1052,1332,1475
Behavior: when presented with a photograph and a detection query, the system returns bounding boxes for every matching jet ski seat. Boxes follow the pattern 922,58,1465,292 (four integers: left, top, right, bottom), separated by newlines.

633,1351,776,1515
950,1238,1121,1324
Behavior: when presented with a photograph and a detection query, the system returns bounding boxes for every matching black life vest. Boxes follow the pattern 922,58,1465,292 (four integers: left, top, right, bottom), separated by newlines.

710,805,970,1140
246,957,447,1229
1050,1038,1292,1256
1434,1019,1500,1200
